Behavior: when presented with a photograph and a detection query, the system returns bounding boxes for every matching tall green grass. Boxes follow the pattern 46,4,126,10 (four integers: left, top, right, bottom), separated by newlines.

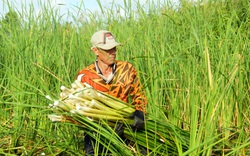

0,0,249,155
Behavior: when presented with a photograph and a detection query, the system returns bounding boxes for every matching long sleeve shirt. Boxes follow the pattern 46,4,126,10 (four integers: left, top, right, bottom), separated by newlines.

76,60,147,112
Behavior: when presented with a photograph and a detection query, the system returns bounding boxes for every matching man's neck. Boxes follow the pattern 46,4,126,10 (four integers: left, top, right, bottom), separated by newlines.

99,62,111,73
95,60,116,84
96,60,115,78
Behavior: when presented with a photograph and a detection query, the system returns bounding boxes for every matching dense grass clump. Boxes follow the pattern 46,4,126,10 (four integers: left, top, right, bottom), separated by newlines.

0,0,249,155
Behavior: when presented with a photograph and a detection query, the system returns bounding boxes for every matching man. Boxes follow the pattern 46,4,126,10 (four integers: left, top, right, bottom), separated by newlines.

76,30,147,155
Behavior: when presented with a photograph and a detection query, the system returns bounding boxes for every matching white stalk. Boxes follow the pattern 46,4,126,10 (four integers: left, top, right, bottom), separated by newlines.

45,95,53,101
60,86,72,93
48,114,64,122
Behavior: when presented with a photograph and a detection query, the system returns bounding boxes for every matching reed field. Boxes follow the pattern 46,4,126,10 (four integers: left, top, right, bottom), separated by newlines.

0,0,249,155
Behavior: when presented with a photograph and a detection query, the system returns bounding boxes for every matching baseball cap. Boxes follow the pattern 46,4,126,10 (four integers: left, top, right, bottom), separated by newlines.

91,30,120,50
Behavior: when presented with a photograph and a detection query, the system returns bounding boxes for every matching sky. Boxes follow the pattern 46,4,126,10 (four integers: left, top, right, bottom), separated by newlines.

0,0,180,22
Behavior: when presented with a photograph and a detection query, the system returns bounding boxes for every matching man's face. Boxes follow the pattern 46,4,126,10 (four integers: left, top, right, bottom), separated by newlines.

97,47,117,65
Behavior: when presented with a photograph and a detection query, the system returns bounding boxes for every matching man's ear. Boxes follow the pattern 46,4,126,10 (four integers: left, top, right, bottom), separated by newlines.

91,47,99,56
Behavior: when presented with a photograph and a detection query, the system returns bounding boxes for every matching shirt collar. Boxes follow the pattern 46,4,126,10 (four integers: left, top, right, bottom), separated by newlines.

95,60,116,83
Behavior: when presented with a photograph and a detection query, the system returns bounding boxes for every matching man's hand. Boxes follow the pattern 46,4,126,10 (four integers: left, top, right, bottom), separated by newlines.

129,110,145,131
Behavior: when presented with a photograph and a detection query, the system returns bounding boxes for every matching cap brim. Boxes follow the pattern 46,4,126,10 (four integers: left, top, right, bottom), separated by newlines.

97,42,120,50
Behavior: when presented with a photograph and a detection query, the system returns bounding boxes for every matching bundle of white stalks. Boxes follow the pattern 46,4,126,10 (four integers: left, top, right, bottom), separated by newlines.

46,80,190,155
46,80,135,124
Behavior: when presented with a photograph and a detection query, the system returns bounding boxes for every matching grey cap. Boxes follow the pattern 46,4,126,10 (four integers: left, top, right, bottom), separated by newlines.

91,30,120,50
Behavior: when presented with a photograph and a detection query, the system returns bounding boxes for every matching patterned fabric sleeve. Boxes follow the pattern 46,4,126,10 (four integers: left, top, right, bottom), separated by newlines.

128,66,147,112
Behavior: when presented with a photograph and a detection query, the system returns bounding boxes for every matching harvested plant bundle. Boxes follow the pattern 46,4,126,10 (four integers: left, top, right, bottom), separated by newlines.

46,80,189,155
